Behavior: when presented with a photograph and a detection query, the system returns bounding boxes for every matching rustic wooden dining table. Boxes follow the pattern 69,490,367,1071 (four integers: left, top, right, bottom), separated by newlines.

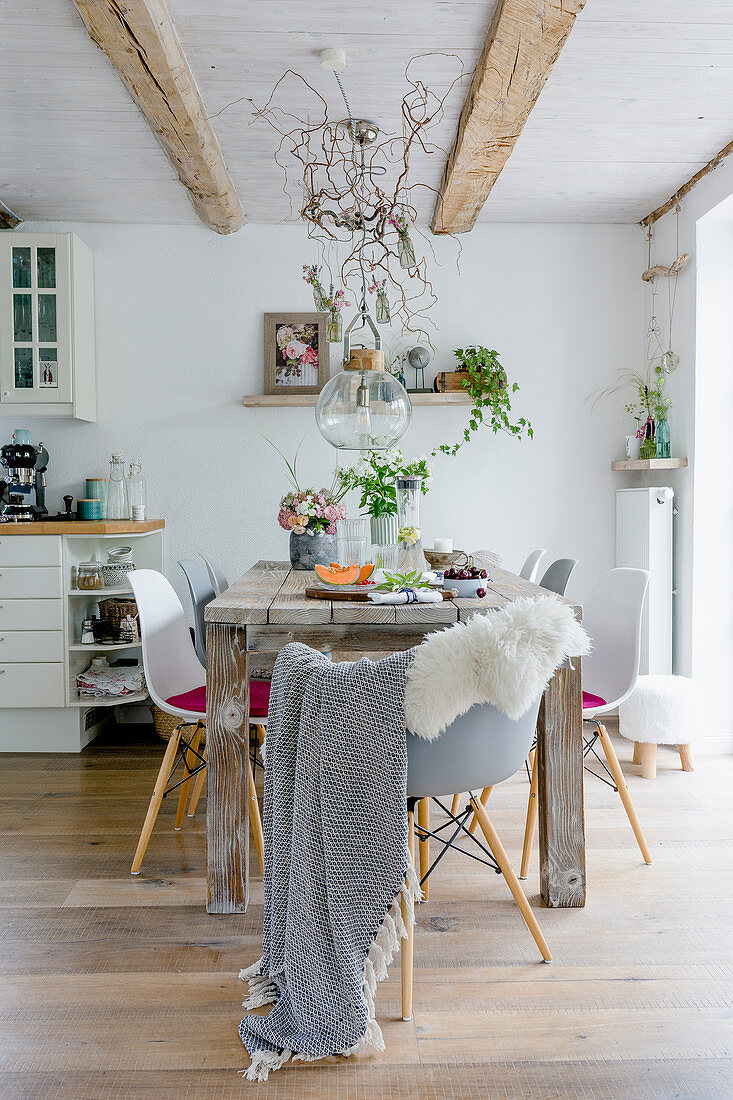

204,561,585,915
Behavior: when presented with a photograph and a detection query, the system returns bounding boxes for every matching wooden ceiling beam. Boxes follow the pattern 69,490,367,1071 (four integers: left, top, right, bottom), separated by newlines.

432,0,586,235
71,0,243,234
0,200,22,230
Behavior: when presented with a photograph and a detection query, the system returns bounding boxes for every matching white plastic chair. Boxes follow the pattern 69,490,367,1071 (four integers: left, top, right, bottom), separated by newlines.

401,697,551,1021
178,559,215,666
519,548,547,584
200,552,229,598
128,570,267,876
520,567,652,879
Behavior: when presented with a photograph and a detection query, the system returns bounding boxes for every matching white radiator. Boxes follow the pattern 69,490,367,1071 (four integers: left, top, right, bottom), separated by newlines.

616,487,674,675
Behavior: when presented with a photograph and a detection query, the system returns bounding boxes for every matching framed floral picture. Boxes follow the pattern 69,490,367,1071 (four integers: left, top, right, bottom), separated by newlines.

264,313,329,395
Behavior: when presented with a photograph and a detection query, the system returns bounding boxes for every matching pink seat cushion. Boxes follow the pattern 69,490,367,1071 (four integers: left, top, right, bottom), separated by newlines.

166,679,270,718
582,690,606,711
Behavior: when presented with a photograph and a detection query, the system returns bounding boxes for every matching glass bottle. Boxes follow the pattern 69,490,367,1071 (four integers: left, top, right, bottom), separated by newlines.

107,454,129,519
127,460,147,521
639,421,657,460
376,285,390,324
398,233,417,269
655,418,671,459
327,306,343,343
395,476,429,573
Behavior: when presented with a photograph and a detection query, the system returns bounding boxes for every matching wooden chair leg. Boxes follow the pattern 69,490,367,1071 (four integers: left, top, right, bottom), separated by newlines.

253,723,266,747
131,725,183,875
520,748,539,880
470,794,551,962
632,741,642,765
417,798,430,900
174,722,203,830
596,722,652,864
401,810,415,1021
247,753,265,876
450,792,462,816
467,786,493,835
679,744,694,772
639,742,657,780
186,747,207,818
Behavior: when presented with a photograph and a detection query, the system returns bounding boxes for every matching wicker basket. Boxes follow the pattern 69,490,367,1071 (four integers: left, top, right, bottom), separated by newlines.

151,704,206,745
99,597,138,642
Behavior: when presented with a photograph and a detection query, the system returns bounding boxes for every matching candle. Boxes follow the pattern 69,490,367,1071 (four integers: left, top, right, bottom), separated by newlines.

434,537,453,553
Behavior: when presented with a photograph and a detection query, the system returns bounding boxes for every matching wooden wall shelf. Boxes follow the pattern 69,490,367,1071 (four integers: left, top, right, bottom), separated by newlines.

242,393,472,408
612,458,688,471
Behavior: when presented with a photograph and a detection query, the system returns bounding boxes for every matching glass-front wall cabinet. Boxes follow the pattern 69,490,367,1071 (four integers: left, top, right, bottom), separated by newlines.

0,233,95,420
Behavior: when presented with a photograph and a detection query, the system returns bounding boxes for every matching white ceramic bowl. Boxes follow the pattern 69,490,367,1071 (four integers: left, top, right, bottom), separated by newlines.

451,577,484,598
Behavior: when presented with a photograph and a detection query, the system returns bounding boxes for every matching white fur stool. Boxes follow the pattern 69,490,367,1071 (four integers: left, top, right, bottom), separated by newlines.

619,675,695,779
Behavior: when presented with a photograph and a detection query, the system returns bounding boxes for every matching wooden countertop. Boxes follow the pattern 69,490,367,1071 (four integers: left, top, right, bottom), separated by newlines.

0,519,165,535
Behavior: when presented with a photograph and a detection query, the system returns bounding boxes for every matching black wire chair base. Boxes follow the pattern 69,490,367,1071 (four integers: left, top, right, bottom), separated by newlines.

410,795,500,889
583,723,618,791
161,721,206,799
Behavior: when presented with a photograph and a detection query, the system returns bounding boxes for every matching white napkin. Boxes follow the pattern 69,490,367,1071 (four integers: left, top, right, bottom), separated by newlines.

368,589,443,605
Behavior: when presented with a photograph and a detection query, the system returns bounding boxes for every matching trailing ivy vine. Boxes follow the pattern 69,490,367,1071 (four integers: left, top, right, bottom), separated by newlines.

434,346,533,457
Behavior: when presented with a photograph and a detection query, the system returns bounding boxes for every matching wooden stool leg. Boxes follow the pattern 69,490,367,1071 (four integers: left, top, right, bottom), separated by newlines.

467,786,493,835
639,742,657,780
247,753,265,876
186,747,207,818
596,723,652,864
520,748,539,879
679,744,694,772
401,810,415,1021
174,722,203,830
131,725,183,875
417,798,430,900
632,742,642,765
450,792,462,816
470,794,552,962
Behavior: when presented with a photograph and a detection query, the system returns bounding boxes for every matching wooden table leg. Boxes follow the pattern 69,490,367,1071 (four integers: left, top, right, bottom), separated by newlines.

206,622,249,914
536,659,586,908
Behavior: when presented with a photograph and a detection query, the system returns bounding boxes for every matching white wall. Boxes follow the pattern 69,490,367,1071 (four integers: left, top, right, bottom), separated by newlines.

646,160,733,752
15,221,640,613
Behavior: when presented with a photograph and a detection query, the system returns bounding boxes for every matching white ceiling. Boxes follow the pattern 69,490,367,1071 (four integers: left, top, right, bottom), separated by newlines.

2,0,733,226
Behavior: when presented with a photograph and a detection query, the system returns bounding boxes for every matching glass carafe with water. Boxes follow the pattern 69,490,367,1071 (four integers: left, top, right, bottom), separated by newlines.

107,454,129,520
395,476,429,573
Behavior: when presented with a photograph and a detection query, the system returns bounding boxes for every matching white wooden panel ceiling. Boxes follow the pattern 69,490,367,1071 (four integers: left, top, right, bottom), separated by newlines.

2,0,733,225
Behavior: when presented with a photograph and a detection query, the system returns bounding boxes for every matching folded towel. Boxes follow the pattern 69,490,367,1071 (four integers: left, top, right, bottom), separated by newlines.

368,589,443,605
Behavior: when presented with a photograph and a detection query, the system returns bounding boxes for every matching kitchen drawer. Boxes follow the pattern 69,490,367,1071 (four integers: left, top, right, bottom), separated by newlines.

0,568,62,599
0,631,64,663
0,599,63,631
0,536,61,568
0,662,64,707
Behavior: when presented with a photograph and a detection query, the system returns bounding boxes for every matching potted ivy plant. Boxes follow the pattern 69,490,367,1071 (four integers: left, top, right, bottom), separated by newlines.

434,346,533,457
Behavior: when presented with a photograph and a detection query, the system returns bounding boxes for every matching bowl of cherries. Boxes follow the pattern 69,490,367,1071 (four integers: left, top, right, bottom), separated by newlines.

443,555,488,598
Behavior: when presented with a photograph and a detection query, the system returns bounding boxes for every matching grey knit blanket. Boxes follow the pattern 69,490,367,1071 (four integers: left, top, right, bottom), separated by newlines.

239,642,420,1081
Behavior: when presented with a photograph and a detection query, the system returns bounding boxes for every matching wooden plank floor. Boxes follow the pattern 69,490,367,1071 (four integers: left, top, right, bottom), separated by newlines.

1,724,732,1099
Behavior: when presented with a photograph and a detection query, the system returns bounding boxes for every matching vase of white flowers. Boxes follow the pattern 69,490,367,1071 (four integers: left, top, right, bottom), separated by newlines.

336,449,433,546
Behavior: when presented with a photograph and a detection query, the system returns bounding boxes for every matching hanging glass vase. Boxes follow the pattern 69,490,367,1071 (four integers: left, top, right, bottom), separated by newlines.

327,306,342,343
395,476,429,573
639,420,657,460
376,286,390,324
397,233,417,270
312,283,328,311
655,418,671,459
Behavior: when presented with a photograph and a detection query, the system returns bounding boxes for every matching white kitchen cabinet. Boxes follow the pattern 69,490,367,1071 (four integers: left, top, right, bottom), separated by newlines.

0,232,96,421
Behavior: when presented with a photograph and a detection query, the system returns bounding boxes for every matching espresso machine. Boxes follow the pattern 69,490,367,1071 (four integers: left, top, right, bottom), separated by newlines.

0,434,49,522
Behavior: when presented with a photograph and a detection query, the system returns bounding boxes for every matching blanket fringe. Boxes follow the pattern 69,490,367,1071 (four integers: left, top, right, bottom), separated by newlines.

239,959,278,1009
240,1047,292,1082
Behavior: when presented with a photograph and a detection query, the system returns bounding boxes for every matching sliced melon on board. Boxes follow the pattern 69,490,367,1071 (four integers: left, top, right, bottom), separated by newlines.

314,563,361,585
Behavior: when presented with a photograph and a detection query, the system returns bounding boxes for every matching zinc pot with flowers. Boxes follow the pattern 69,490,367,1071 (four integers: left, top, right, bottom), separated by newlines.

336,449,433,545
271,442,347,570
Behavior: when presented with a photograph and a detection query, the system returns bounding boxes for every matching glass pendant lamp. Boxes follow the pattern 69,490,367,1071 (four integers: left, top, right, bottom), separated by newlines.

315,308,412,450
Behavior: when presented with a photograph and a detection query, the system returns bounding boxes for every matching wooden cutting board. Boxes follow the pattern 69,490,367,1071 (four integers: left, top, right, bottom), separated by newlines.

305,584,457,602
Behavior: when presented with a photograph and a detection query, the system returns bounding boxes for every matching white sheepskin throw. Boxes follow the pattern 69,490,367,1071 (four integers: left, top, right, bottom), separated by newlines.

404,596,591,741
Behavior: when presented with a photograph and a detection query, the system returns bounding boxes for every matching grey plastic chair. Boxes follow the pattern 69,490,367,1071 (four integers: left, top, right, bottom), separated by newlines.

401,698,551,1020
178,559,215,666
538,557,578,597
519,548,546,584
199,552,229,598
